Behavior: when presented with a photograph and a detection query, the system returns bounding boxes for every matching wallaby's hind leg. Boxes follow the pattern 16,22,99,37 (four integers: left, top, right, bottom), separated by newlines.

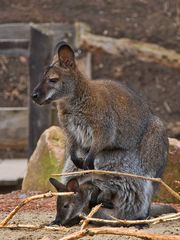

140,116,168,179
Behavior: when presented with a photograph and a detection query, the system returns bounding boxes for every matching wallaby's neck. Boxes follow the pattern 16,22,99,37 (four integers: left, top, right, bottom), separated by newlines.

72,67,91,100
63,67,91,103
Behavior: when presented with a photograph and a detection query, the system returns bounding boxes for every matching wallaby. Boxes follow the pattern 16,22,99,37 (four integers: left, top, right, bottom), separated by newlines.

32,41,170,221
49,177,177,227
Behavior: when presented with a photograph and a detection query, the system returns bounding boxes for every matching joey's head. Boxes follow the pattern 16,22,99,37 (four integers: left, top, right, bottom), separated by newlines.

49,178,94,226
32,42,77,105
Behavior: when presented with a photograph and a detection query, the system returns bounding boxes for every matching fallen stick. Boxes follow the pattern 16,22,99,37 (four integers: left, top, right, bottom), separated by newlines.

0,223,68,232
0,191,74,227
80,212,180,226
52,170,180,201
75,22,180,70
80,204,102,230
59,226,180,240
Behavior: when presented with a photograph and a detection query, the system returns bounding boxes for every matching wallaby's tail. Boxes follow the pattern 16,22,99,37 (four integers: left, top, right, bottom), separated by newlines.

149,203,177,218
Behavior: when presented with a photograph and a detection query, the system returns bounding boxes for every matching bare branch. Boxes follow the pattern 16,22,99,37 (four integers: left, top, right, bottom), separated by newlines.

52,170,180,201
80,212,180,226
80,204,102,230
0,191,74,227
0,223,68,232
59,226,180,240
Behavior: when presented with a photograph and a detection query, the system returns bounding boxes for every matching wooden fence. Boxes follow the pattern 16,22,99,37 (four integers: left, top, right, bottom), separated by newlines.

0,23,91,157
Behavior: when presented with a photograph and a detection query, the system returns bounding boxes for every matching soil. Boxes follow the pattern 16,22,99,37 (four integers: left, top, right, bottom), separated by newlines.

0,191,179,240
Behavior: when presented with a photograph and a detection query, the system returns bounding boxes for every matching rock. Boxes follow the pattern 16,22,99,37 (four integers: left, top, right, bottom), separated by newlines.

154,138,180,203
22,126,65,192
167,121,180,139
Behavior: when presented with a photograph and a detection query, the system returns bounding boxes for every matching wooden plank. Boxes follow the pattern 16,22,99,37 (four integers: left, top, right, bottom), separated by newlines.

0,23,74,56
0,39,29,56
0,159,27,186
0,39,28,49
28,25,53,157
0,23,30,39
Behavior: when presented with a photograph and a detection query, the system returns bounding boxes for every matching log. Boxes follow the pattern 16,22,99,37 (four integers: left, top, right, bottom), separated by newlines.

75,22,180,69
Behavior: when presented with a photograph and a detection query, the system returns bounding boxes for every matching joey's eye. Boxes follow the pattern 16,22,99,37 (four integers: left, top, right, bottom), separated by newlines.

48,78,58,83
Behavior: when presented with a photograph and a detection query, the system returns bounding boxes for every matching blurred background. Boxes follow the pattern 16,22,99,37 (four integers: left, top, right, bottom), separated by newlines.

0,0,179,196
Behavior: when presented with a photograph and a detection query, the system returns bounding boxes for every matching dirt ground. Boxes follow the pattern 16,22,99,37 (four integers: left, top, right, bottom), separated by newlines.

0,191,179,240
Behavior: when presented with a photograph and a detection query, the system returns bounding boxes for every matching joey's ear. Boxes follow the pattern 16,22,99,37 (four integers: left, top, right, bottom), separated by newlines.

56,41,75,68
49,178,66,192
66,178,80,193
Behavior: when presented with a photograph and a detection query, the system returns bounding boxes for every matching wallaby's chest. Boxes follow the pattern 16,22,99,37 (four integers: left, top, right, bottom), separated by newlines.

67,117,93,148
57,101,93,148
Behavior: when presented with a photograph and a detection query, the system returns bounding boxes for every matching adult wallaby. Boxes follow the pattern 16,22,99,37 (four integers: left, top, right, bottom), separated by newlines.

32,41,169,221
49,177,177,227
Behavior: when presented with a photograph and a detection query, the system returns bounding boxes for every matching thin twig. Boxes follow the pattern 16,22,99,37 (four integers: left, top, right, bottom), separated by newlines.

80,212,180,226
52,170,180,201
0,223,68,232
59,226,180,240
0,191,74,227
80,204,102,230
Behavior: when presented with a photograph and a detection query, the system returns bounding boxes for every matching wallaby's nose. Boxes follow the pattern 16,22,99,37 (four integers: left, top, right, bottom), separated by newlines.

31,91,40,100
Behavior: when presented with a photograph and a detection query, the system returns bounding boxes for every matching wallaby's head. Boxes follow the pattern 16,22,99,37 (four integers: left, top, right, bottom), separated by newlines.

32,42,77,105
49,177,97,226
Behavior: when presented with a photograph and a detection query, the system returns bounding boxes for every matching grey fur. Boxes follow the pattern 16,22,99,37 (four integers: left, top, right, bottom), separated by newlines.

32,42,170,224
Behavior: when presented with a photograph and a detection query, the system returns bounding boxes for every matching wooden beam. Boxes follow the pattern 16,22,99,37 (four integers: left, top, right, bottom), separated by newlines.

0,23,74,56
75,22,180,70
28,24,53,157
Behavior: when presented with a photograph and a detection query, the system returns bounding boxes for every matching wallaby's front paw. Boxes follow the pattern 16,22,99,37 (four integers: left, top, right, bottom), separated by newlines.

101,201,114,209
97,197,114,209
49,219,61,226
71,155,84,169
97,192,114,209
83,157,94,170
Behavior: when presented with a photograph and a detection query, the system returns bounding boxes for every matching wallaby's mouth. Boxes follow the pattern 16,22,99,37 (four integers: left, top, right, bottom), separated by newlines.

31,93,52,105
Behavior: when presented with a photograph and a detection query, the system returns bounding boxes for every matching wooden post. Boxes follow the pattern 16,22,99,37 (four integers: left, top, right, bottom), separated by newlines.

28,25,53,157
74,22,92,79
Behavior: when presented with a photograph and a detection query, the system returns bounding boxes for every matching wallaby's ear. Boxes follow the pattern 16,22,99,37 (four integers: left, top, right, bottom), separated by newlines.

56,41,75,68
66,178,80,193
49,178,66,192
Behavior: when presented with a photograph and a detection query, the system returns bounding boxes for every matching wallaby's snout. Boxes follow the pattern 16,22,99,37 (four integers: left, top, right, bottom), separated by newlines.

31,83,48,105
31,88,41,104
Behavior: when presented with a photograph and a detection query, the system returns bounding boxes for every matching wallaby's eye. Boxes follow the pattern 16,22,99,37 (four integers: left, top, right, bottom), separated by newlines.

48,78,59,83
63,204,69,209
